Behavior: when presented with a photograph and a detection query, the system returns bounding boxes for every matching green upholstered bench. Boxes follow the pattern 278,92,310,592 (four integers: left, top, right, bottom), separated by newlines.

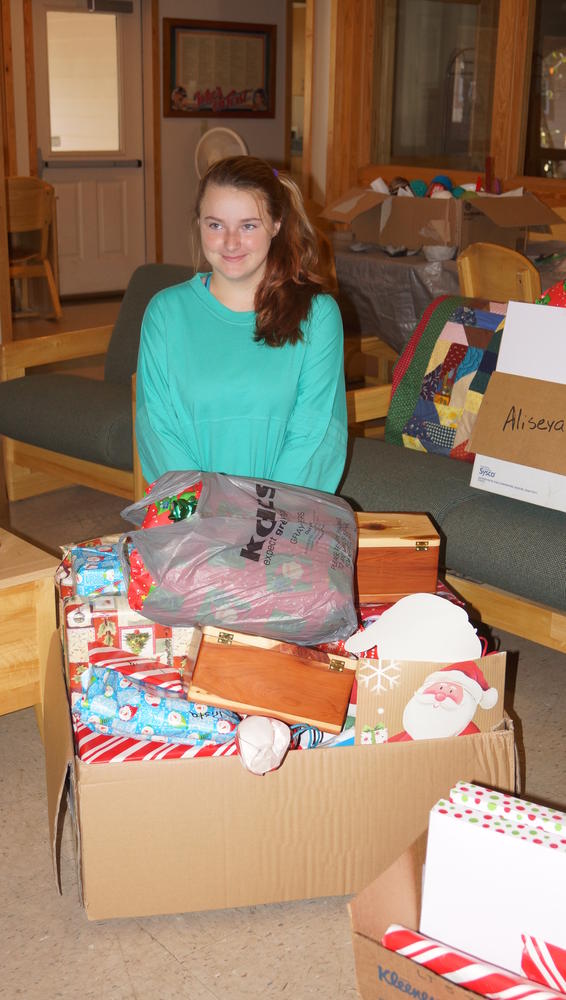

0,263,194,501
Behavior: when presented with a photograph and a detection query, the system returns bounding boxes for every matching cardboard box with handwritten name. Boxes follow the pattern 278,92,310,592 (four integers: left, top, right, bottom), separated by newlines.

470,301,566,512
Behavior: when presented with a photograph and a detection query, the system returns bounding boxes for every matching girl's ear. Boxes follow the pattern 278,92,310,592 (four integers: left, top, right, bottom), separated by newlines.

272,219,281,237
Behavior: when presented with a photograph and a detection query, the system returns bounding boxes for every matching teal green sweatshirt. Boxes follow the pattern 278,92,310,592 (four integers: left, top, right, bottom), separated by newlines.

136,273,347,492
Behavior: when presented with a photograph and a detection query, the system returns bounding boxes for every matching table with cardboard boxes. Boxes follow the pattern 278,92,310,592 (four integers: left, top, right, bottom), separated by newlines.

323,183,566,353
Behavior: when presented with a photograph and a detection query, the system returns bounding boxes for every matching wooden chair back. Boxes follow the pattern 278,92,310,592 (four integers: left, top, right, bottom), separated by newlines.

457,242,542,303
6,175,62,318
6,176,54,253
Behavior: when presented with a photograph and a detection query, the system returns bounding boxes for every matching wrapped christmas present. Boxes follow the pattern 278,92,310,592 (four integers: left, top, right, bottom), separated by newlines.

61,589,202,697
420,787,566,976
70,542,125,597
77,663,240,747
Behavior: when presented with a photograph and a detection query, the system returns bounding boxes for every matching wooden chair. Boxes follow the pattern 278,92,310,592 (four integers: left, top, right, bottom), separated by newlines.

6,176,62,320
457,241,542,303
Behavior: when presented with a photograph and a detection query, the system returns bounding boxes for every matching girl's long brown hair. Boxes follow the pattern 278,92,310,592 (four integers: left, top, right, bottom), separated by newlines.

194,156,335,347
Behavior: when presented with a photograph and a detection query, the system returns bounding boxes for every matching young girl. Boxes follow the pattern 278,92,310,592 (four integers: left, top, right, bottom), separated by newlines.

136,156,347,493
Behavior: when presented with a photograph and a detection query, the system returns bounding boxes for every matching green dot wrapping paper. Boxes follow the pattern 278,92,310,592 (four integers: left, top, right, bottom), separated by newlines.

450,780,566,839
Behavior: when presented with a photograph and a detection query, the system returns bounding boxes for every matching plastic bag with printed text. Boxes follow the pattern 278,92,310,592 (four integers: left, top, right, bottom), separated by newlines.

120,471,358,646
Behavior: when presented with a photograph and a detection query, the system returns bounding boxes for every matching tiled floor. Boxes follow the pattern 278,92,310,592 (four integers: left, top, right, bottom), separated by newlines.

1,485,565,998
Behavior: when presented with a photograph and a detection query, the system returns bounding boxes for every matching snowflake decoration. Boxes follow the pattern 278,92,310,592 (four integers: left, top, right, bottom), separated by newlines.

358,658,401,694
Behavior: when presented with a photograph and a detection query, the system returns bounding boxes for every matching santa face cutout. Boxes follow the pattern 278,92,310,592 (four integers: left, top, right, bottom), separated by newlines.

399,661,499,741
403,680,478,739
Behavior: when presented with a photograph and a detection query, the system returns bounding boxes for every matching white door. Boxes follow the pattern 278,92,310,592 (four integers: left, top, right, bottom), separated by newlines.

33,0,146,295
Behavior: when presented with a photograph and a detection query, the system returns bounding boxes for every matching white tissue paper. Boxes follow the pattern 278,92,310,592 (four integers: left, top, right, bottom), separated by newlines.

370,176,390,194
236,716,291,775
344,592,482,661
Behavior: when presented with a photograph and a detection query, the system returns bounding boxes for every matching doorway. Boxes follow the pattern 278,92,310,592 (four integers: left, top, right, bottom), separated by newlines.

31,0,146,295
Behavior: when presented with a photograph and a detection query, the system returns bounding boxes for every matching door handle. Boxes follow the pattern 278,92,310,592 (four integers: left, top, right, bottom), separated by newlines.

41,158,143,169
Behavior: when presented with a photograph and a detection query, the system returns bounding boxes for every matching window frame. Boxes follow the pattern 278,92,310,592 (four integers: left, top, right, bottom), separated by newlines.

324,0,566,205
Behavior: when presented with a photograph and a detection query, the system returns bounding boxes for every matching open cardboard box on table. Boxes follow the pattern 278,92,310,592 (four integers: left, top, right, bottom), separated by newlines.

44,622,515,920
320,186,562,250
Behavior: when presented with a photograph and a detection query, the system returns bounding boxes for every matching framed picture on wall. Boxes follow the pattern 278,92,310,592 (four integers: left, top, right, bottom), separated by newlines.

163,18,276,118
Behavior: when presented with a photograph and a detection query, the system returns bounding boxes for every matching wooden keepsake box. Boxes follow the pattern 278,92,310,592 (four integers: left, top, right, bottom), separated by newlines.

354,512,440,604
189,627,356,734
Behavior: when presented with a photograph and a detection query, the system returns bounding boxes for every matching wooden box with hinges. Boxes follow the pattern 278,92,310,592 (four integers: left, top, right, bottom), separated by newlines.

354,513,440,604
189,626,357,734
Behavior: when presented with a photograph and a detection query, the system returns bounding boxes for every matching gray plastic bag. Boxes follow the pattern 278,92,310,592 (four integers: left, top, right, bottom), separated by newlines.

121,471,358,646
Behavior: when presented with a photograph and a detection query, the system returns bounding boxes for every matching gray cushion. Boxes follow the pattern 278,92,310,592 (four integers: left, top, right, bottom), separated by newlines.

339,437,566,613
0,375,133,470
340,437,479,520
104,263,194,384
442,492,566,612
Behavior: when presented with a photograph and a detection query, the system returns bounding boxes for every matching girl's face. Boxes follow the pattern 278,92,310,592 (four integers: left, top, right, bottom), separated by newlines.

199,184,280,290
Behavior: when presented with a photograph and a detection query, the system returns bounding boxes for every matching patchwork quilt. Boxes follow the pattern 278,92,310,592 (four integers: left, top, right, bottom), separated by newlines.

385,295,507,462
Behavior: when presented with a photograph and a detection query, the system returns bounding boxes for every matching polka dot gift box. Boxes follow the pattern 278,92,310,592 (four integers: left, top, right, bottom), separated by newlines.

419,784,566,978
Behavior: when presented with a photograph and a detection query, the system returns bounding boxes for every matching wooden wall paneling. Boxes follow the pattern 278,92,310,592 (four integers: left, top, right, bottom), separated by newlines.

284,0,293,169
371,0,397,164
505,174,566,207
468,0,500,165
490,0,536,180
325,0,376,203
359,0,376,177
0,5,12,345
23,0,37,178
151,0,162,262
0,0,16,177
301,0,314,198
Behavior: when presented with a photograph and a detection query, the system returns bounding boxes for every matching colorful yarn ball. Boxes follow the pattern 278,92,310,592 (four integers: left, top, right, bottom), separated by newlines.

410,179,428,198
432,174,453,191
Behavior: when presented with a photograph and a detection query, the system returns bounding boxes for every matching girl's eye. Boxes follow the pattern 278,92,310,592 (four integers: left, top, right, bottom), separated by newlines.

207,222,222,230
242,223,257,231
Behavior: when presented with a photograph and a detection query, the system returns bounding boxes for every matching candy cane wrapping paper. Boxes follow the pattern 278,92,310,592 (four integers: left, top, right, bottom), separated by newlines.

382,924,566,1000
521,936,566,995
419,794,566,975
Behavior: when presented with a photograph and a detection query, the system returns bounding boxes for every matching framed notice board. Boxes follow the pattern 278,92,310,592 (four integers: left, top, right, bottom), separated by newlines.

163,18,276,118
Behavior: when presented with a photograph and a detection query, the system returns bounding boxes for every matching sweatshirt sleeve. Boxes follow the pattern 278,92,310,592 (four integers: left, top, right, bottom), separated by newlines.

271,295,348,493
135,293,198,483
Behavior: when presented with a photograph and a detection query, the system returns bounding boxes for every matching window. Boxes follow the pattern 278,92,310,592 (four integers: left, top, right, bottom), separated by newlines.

524,0,566,177
372,0,500,171
46,11,120,153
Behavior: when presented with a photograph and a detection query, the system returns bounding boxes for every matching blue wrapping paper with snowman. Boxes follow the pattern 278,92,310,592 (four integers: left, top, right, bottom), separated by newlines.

120,470,358,646
78,664,240,745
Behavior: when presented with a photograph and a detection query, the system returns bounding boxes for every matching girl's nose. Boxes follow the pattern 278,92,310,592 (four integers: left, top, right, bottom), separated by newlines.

224,227,241,250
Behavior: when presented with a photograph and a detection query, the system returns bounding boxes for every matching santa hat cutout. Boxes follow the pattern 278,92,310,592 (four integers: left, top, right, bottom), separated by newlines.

424,660,498,710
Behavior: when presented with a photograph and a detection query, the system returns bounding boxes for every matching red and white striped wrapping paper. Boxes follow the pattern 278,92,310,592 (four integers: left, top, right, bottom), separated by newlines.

522,936,566,995
382,924,566,1000
88,646,185,695
74,722,239,763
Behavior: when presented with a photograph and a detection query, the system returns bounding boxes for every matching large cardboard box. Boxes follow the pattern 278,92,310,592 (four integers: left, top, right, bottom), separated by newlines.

350,834,478,1000
44,634,515,920
320,187,561,251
